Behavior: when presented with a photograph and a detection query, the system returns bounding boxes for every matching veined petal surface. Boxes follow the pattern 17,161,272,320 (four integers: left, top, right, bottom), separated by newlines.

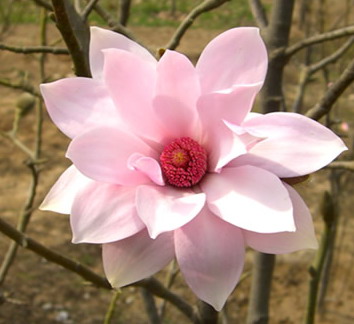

201,166,295,233
153,50,200,139
90,26,156,80
66,127,156,186
136,185,206,239
175,209,245,311
102,230,174,288
234,112,347,177
71,183,144,244
244,184,318,253
196,27,267,93
40,165,93,214
103,49,166,142
40,78,119,139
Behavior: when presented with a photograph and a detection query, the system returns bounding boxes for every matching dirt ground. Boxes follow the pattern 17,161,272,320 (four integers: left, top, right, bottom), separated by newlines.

1,24,354,324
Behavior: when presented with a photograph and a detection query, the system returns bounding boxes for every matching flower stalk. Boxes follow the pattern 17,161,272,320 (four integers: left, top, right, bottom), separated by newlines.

305,191,337,324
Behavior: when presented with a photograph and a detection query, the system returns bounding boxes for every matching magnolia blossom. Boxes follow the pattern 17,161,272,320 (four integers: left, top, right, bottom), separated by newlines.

40,27,346,310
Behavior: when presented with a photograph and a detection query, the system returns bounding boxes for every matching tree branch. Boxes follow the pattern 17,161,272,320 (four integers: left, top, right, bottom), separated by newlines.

306,57,354,120
33,0,52,11
51,0,91,77
284,25,354,59
0,78,40,97
119,0,132,27
81,0,100,21
248,0,268,28
140,288,162,324
326,161,354,171
292,36,354,112
0,216,112,289
93,3,146,48
247,253,275,324
0,216,197,322
136,278,198,323
0,43,68,54
165,0,230,50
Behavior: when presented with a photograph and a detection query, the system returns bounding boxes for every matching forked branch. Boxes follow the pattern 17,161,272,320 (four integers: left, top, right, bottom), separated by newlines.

165,0,230,50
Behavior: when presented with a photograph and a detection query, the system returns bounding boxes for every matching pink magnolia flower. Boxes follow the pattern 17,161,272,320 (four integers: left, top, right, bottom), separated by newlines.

40,27,346,310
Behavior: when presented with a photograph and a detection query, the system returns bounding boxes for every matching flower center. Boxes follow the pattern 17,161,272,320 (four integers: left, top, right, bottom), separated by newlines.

160,137,207,188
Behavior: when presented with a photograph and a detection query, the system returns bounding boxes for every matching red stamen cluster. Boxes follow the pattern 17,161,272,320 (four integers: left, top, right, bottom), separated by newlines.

160,137,207,188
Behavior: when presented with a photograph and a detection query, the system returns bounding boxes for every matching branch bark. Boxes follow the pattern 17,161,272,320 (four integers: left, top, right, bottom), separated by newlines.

33,0,52,11
247,253,275,324
260,0,295,113
0,216,197,322
247,2,295,323
0,216,112,289
248,0,268,28
51,0,91,77
306,57,354,120
165,0,230,50
119,0,132,26
81,0,100,21
0,44,68,54
284,25,354,59
292,36,354,112
326,160,354,171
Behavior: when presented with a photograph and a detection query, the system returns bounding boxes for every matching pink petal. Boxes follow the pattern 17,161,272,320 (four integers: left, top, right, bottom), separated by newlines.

127,153,165,186
201,166,295,233
102,230,174,287
153,50,200,139
197,82,263,126
40,165,93,214
103,49,166,142
196,27,267,93
66,127,156,186
204,125,248,172
136,185,206,239
175,209,245,311
40,78,119,139
71,183,145,244
234,112,347,177
244,184,318,253
197,83,264,171
90,26,156,80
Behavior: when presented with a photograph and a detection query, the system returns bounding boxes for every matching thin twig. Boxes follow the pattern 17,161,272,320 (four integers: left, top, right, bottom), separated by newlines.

197,301,218,324
159,259,179,319
292,36,354,112
103,290,122,324
305,191,336,324
283,25,354,58
248,0,268,28
0,9,46,285
326,160,354,171
0,78,40,97
140,288,162,324
306,58,354,120
81,0,100,21
0,216,112,289
136,278,198,323
93,4,137,41
0,163,39,284
0,216,197,321
33,0,52,11
165,0,230,50
0,44,68,54
0,131,34,158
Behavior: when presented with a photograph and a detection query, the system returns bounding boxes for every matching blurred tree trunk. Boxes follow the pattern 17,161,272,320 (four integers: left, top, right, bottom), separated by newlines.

247,1,295,324
260,0,295,113
119,0,131,26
